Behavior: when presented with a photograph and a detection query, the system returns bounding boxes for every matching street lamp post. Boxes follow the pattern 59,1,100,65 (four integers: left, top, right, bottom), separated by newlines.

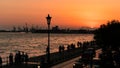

46,14,52,63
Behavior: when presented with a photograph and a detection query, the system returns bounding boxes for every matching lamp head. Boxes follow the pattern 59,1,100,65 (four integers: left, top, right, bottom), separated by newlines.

46,14,52,25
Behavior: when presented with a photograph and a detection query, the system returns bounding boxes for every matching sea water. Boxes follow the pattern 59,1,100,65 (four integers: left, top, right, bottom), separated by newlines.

0,32,94,62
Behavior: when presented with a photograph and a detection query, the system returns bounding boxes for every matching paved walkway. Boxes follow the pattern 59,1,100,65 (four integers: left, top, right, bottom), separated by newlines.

51,56,81,68
2,48,101,68
51,49,102,68
2,47,83,68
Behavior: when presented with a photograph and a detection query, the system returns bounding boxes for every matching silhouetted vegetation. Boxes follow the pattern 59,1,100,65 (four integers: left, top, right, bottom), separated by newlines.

94,20,120,50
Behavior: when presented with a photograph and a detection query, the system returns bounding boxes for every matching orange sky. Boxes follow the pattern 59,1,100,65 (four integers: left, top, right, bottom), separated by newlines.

0,0,120,29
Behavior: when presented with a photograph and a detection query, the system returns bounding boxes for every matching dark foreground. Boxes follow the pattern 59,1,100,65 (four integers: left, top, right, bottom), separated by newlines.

2,64,37,68
2,47,84,68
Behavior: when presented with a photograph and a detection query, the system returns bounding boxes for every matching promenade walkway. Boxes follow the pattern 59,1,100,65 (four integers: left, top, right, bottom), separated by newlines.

2,41,99,68
2,47,83,68
51,49,101,68
51,56,81,68
3,48,117,68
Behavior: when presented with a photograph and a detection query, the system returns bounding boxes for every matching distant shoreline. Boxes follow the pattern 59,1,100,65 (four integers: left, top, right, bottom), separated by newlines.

0,31,94,34
0,29,95,34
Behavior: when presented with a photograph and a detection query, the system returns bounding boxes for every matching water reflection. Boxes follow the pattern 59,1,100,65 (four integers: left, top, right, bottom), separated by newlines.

0,33,94,58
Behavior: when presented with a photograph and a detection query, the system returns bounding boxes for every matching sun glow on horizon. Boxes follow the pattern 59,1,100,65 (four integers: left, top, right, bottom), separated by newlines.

0,0,120,29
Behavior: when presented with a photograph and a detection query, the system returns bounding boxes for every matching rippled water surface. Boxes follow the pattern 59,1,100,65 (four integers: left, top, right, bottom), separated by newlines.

0,32,94,58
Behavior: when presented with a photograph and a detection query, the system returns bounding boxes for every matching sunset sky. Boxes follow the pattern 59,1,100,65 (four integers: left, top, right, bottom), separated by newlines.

0,0,120,29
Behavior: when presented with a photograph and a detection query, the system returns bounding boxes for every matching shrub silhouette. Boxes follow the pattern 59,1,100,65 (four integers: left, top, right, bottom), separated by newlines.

94,20,120,50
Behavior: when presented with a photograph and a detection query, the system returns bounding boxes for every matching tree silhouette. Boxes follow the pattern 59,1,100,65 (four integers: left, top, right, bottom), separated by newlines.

94,20,120,50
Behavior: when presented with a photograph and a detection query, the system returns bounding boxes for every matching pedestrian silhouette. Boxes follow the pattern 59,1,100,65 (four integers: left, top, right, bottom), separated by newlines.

21,52,25,63
15,51,22,64
24,53,29,64
0,56,2,67
9,53,13,65
59,45,62,53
